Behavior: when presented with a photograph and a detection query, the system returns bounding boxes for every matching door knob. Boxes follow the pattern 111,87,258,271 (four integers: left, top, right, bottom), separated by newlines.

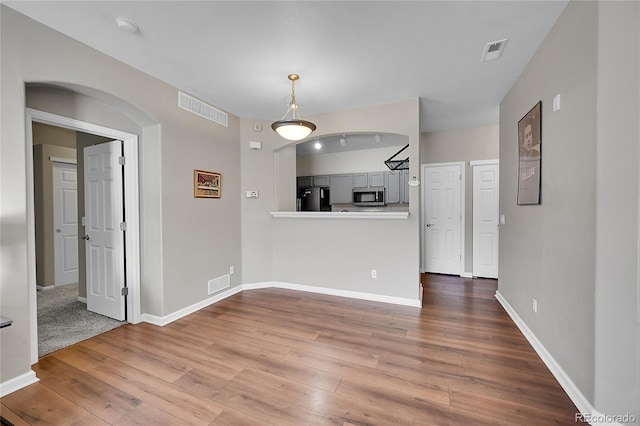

426,223,433,227
56,229,61,233
82,235,90,240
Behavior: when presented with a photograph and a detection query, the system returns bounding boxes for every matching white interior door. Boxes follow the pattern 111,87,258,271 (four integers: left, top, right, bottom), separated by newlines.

423,164,462,274
473,163,499,278
53,162,79,285
84,140,126,320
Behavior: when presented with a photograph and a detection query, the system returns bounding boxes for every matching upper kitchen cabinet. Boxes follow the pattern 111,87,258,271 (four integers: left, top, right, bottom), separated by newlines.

353,173,368,188
297,176,313,188
353,171,384,188
386,170,410,204
386,171,401,204
330,174,353,204
369,172,385,188
297,175,330,188
400,170,409,203
312,175,330,187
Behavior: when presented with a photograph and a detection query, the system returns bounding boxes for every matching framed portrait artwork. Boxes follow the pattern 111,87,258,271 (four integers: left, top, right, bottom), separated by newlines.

194,169,221,198
517,101,542,205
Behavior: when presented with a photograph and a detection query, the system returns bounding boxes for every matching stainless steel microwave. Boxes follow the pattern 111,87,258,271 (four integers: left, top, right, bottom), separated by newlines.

352,187,385,206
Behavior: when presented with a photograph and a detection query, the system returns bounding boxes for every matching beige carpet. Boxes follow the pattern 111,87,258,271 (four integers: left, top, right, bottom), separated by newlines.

37,283,125,357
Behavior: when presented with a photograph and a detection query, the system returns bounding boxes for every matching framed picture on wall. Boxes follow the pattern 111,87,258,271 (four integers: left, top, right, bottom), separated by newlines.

194,169,221,198
517,101,542,205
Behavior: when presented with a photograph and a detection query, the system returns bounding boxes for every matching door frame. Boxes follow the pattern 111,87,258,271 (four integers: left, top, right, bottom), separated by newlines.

420,161,465,275
470,159,500,278
26,108,141,364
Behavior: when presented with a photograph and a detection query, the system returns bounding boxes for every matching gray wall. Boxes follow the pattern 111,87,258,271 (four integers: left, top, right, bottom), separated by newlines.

500,0,597,403
594,1,639,419
421,124,499,273
239,119,285,285
500,1,640,419
1,6,241,386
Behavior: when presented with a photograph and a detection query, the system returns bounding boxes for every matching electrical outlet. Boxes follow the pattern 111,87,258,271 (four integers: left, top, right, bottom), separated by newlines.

229,266,234,275
532,298,538,314
371,269,377,279
245,191,259,198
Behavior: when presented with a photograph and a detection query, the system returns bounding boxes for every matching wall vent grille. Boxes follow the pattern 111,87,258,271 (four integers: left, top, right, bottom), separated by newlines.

208,274,231,295
178,91,228,127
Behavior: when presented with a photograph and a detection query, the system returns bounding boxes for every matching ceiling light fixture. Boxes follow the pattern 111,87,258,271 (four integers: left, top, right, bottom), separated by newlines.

271,74,316,141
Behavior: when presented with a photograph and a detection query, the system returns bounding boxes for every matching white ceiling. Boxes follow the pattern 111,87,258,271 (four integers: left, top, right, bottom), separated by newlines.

5,1,568,133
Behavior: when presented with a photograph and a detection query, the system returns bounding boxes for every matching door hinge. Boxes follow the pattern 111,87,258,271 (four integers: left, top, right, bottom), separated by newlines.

120,222,127,231
121,287,129,296
118,156,126,165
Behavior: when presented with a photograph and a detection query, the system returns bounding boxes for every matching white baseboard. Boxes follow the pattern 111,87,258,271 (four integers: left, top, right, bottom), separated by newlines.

140,285,244,326
77,297,86,304
494,291,617,426
245,281,422,308
141,281,422,327
460,272,473,278
36,285,54,291
0,370,38,397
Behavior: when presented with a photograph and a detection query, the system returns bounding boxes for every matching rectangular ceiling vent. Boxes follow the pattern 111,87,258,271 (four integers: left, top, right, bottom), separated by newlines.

481,38,508,62
178,91,228,127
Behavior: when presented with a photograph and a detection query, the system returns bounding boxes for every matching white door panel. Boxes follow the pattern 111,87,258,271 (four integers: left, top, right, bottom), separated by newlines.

473,164,499,278
53,163,79,285
84,140,126,320
424,164,462,274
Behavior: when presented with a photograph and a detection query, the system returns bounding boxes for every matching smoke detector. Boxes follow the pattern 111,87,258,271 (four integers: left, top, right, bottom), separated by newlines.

115,17,139,33
481,39,507,62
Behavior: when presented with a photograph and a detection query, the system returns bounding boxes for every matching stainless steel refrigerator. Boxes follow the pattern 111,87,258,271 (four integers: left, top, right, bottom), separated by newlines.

298,187,331,211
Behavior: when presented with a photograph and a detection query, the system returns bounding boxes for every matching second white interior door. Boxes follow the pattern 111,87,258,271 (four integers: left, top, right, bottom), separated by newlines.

472,162,499,279
53,161,79,286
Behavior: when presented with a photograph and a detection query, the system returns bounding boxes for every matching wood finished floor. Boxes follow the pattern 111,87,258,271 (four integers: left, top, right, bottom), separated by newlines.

1,274,578,425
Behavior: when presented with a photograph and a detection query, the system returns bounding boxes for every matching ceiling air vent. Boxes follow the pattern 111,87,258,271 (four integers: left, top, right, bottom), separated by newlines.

480,39,508,62
178,91,228,127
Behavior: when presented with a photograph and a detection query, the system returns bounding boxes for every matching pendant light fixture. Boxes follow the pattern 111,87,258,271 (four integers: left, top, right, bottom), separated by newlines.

271,74,316,141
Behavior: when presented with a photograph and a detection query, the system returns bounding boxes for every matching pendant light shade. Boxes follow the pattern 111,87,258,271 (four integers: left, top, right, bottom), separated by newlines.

271,119,316,140
271,74,316,141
